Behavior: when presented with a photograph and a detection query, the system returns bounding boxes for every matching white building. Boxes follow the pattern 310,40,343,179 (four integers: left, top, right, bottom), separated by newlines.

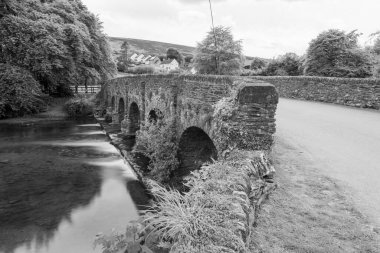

142,55,152,63
135,54,145,63
145,56,161,65
159,59,179,72
130,53,138,62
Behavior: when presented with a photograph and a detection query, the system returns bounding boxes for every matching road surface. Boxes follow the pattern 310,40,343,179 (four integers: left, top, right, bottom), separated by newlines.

276,98,380,225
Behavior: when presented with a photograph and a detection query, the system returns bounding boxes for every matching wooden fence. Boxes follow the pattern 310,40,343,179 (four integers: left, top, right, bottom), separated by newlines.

70,85,101,94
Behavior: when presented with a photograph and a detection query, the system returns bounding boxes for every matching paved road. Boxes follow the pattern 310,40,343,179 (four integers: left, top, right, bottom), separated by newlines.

276,98,380,225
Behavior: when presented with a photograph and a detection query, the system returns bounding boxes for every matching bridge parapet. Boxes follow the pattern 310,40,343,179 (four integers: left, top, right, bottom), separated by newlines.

101,74,278,156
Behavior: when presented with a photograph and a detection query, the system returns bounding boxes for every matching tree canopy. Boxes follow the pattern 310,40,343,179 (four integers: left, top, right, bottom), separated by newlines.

0,63,46,118
166,48,183,64
250,57,266,70
304,29,372,78
0,0,116,95
193,26,244,75
264,53,302,76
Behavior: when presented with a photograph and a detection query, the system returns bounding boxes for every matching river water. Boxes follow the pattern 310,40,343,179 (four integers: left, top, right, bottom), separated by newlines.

0,119,149,253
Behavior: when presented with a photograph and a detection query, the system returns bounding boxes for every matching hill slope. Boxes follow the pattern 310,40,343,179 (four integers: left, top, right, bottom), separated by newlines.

108,37,196,58
108,37,267,65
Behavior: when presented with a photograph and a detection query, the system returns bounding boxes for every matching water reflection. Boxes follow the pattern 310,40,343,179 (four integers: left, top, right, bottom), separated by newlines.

0,163,102,253
0,120,149,253
125,180,151,211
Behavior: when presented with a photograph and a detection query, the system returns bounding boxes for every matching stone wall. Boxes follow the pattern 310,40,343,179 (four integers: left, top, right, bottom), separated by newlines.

250,76,380,110
102,75,279,156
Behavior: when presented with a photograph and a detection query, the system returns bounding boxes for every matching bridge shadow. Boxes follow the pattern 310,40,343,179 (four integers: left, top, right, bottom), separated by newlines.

125,179,152,212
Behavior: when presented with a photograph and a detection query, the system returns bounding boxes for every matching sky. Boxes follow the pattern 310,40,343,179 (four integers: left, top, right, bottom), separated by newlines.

81,0,380,58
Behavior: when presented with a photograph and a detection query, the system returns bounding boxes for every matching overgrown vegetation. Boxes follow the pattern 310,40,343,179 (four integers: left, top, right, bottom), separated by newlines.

0,63,47,119
134,116,179,184
95,151,276,253
64,95,95,118
0,0,116,96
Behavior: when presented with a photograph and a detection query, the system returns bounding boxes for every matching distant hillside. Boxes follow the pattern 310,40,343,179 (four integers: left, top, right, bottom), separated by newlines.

108,37,196,58
108,36,269,65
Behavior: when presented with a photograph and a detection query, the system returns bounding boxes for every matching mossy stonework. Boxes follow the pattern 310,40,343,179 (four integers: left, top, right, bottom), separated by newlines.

100,74,278,157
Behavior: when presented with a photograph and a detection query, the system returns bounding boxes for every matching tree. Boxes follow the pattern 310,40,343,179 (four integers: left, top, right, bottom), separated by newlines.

184,55,193,64
117,41,129,72
264,53,302,76
367,32,380,77
193,26,244,75
250,57,266,70
0,0,116,96
304,29,372,78
0,64,46,118
166,48,183,64
158,55,166,61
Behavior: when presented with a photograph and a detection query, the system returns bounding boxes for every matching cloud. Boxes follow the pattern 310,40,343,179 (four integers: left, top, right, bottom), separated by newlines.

176,0,227,4
82,0,380,58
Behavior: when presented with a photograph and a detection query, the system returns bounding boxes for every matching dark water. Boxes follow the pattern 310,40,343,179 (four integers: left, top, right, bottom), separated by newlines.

0,119,149,253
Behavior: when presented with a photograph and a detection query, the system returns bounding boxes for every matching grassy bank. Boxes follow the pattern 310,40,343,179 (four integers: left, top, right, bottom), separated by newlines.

250,137,380,252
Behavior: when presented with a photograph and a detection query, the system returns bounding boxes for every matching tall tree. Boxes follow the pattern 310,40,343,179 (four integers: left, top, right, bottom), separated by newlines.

304,29,372,78
193,26,243,75
117,41,129,72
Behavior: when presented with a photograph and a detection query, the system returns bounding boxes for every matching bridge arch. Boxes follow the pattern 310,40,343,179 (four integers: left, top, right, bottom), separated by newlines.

128,102,140,135
148,109,163,123
177,126,217,177
118,98,125,123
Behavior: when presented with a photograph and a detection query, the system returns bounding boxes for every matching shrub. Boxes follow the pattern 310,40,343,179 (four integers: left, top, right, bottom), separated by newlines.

134,116,179,184
64,95,95,118
127,65,155,74
141,152,275,252
0,64,47,119
262,53,302,76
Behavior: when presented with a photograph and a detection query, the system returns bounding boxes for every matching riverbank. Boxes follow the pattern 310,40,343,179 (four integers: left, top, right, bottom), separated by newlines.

0,98,69,126
95,117,150,188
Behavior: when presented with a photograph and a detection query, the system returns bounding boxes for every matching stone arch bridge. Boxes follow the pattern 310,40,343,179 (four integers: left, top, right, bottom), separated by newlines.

100,75,278,176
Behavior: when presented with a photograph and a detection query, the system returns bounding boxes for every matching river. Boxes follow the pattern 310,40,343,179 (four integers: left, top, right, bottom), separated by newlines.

0,119,149,253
